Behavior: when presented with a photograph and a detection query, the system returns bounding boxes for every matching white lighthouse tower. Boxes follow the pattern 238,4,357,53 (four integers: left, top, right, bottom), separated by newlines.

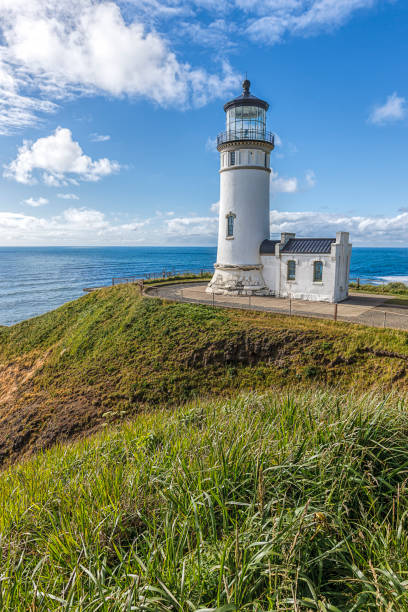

207,79,274,295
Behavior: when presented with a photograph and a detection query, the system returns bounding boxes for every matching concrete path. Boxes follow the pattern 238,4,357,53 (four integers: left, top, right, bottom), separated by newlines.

147,282,408,331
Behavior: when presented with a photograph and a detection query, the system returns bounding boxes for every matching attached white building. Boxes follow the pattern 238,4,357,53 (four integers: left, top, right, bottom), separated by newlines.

207,80,352,303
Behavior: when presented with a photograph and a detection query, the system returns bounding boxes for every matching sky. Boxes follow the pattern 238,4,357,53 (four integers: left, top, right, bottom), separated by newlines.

0,0,407,247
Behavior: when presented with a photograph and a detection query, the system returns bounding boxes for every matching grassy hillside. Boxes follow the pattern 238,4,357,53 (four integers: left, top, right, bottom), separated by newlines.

1,390,408,610
1,284,408,465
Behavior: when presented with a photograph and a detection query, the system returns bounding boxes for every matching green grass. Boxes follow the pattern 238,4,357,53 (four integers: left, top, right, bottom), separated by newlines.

350,281,408,298
1,284,408,466
1,390,408,610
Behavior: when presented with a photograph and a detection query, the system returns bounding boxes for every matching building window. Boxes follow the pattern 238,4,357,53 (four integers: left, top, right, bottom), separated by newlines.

313,261,323,282
287,260,296,281
230,151,235,166
227,213,235,237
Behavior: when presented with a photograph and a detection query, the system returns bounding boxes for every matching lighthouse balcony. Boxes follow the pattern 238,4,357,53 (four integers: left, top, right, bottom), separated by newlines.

217,129,275,147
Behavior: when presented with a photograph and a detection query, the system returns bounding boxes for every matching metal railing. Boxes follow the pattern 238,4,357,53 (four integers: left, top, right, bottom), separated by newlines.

148,285,408,332
217,129,275,146
111,267,213,286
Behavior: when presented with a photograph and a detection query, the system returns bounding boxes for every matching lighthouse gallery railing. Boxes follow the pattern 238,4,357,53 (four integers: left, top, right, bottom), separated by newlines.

217,129,275,146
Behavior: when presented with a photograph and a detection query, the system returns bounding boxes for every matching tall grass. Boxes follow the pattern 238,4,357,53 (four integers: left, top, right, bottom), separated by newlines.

1,390,408,610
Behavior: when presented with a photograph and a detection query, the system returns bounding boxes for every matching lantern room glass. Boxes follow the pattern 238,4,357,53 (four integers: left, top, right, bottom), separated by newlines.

226,105,266,141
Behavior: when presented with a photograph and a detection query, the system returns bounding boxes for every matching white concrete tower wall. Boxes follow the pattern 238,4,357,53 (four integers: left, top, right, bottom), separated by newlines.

208,80,274,295
217,165,270,265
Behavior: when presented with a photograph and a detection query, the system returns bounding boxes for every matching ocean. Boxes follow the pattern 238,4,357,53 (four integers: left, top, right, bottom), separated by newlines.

0,246,407,326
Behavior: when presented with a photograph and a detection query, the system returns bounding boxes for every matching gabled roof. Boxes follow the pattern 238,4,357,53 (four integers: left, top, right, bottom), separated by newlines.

281,238,335,254
260,239,279,254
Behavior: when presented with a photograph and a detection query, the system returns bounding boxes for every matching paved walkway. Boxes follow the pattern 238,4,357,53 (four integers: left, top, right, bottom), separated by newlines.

147,282,408,331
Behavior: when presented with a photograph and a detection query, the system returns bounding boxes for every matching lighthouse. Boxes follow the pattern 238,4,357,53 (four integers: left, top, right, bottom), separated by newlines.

207,79,352,303
207,79,275,295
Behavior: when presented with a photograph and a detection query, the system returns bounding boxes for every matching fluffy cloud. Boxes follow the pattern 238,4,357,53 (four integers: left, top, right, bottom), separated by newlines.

1,205,408,246
270,209,408,244
0,207,148,244
270,169,316,195
0,0,390,132
369,92,407,125
4,127,119,185
0,0,238,132
22,196,48,207
270,170,298,194
165,215,218,237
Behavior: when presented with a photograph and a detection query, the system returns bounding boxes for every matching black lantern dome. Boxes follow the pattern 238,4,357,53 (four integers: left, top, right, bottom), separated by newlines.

223,79,269,112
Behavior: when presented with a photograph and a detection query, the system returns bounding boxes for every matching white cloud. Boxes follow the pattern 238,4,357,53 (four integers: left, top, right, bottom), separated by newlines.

0,0,388,132
22,196,48,207
62,207,109,229
270,170,298,194
0,0,239,132
0,207,151,245
270,209,408,245
4,127,120,185
1,205,407,246
57,193,79,200
246,0,385,44
166,215,218,237
210,201,220,212
369,92,407,125
270,169,316,194
90,133,111,142
0,57,57,134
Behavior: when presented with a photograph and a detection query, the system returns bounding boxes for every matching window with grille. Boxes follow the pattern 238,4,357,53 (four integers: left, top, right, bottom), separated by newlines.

230,151,235,166
313,261,323,282
287,260,296,281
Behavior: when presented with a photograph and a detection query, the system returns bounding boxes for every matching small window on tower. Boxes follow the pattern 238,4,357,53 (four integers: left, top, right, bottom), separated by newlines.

227,213,235,237
287,260,296,281
230,151,235,166
313,261,323,282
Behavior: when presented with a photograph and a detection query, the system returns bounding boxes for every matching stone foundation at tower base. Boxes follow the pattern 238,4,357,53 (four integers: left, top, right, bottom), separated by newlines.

206,263,271,296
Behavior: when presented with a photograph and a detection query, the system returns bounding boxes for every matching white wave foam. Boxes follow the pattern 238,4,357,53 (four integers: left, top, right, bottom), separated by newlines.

380,276,408,285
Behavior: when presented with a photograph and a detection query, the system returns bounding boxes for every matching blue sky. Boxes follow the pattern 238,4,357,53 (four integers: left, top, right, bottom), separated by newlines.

0,0,407,246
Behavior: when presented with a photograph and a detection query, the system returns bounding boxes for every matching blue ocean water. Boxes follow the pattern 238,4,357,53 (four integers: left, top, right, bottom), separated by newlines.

0,246,407,326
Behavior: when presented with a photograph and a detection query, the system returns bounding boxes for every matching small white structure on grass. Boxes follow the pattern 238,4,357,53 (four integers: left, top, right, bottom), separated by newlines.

207,80,352,303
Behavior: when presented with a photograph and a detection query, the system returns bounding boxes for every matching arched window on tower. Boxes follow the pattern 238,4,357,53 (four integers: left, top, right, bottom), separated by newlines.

287,260,296,281
226,212,235,238
313,261,323,282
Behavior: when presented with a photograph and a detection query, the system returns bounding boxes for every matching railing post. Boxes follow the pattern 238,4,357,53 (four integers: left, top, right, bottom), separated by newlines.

112,278,114,286
334,303,338,321
383,312,387,328
212,292,215,308
289,296,292,316
357,277,360,289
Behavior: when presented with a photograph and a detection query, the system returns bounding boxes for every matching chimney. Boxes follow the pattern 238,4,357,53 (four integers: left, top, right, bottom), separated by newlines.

336,231,349,244
280,232,295,245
